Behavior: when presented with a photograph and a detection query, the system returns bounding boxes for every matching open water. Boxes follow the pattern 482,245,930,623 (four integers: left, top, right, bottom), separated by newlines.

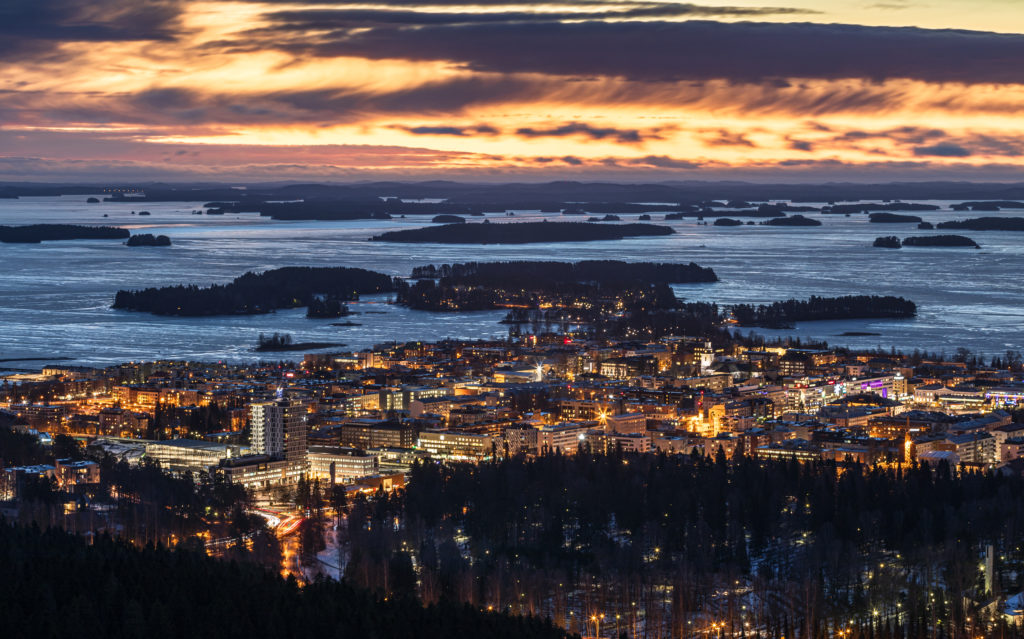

1,195,1021,366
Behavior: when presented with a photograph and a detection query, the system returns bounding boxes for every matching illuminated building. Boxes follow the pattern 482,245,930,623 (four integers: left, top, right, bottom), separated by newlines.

1000,437,1024,464
9,403,69,430
218,455,303,489
249,399,307,467
504,425,539,455
0,465,56,500
605,412,646,433
601,431,653,453
537,423,589,455
144,439,240,475
307,446,379,484
337,419,416,449
54,459,100,489
98,407,150,437
987,386,1024,407
418,429,497,461
755,440,821,462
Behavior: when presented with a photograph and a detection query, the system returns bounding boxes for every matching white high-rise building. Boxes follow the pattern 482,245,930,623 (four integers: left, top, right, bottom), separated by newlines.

249,399,307,467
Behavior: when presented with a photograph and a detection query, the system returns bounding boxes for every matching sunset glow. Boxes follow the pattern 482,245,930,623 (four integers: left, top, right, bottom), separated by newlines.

3,0,1023,180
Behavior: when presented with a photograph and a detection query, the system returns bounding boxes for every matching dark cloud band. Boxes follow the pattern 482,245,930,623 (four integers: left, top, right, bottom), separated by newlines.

263,20,1024,85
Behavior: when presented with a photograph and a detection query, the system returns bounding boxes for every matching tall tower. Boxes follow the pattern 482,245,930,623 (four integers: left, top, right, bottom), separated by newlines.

697,341,715,374
250,401,283,458
250,399,307,468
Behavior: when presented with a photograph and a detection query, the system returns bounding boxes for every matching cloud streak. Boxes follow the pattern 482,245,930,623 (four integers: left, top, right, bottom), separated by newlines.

256,20,1024,85
514,122,661,144
0,0,182,60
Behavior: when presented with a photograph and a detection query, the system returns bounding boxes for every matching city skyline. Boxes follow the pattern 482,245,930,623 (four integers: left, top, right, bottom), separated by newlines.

3,0,1024,182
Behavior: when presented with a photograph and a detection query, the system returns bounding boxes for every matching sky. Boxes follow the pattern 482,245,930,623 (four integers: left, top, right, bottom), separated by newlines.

1,0,1023,183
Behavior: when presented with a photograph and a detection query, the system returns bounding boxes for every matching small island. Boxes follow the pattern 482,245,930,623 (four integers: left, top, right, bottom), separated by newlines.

917,221,934,230
937,217,1024,231
0,224,130,243
762,215,822,227
713,218,743,226
902,235,979,248
86,197,100,203
255,332,342,352
873,236,902,248
431,215,466,224
868,212,924,224
731,295,917,328
125,234,171,247
369,221,675,244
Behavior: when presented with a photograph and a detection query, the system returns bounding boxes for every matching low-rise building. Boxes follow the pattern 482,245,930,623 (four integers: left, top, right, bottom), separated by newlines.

418,429,497,461
145,439,240,475
307,446,379,484
537,422,589,455
218,454,304,489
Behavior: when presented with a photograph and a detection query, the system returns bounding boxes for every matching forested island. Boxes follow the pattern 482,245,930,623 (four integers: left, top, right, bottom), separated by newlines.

0,521,571,639
872,235,977,248
431,214,465,224
112,267,397,316
762,215,822,227
401,260,715,312
902,235,979,248
868,212,924,223
0,224,130,243
731,295,917,328
713,218,743,226
125,233,171,247
255,332,342,352
873,236,902,248
370,222,674,244
937,217,1024,231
